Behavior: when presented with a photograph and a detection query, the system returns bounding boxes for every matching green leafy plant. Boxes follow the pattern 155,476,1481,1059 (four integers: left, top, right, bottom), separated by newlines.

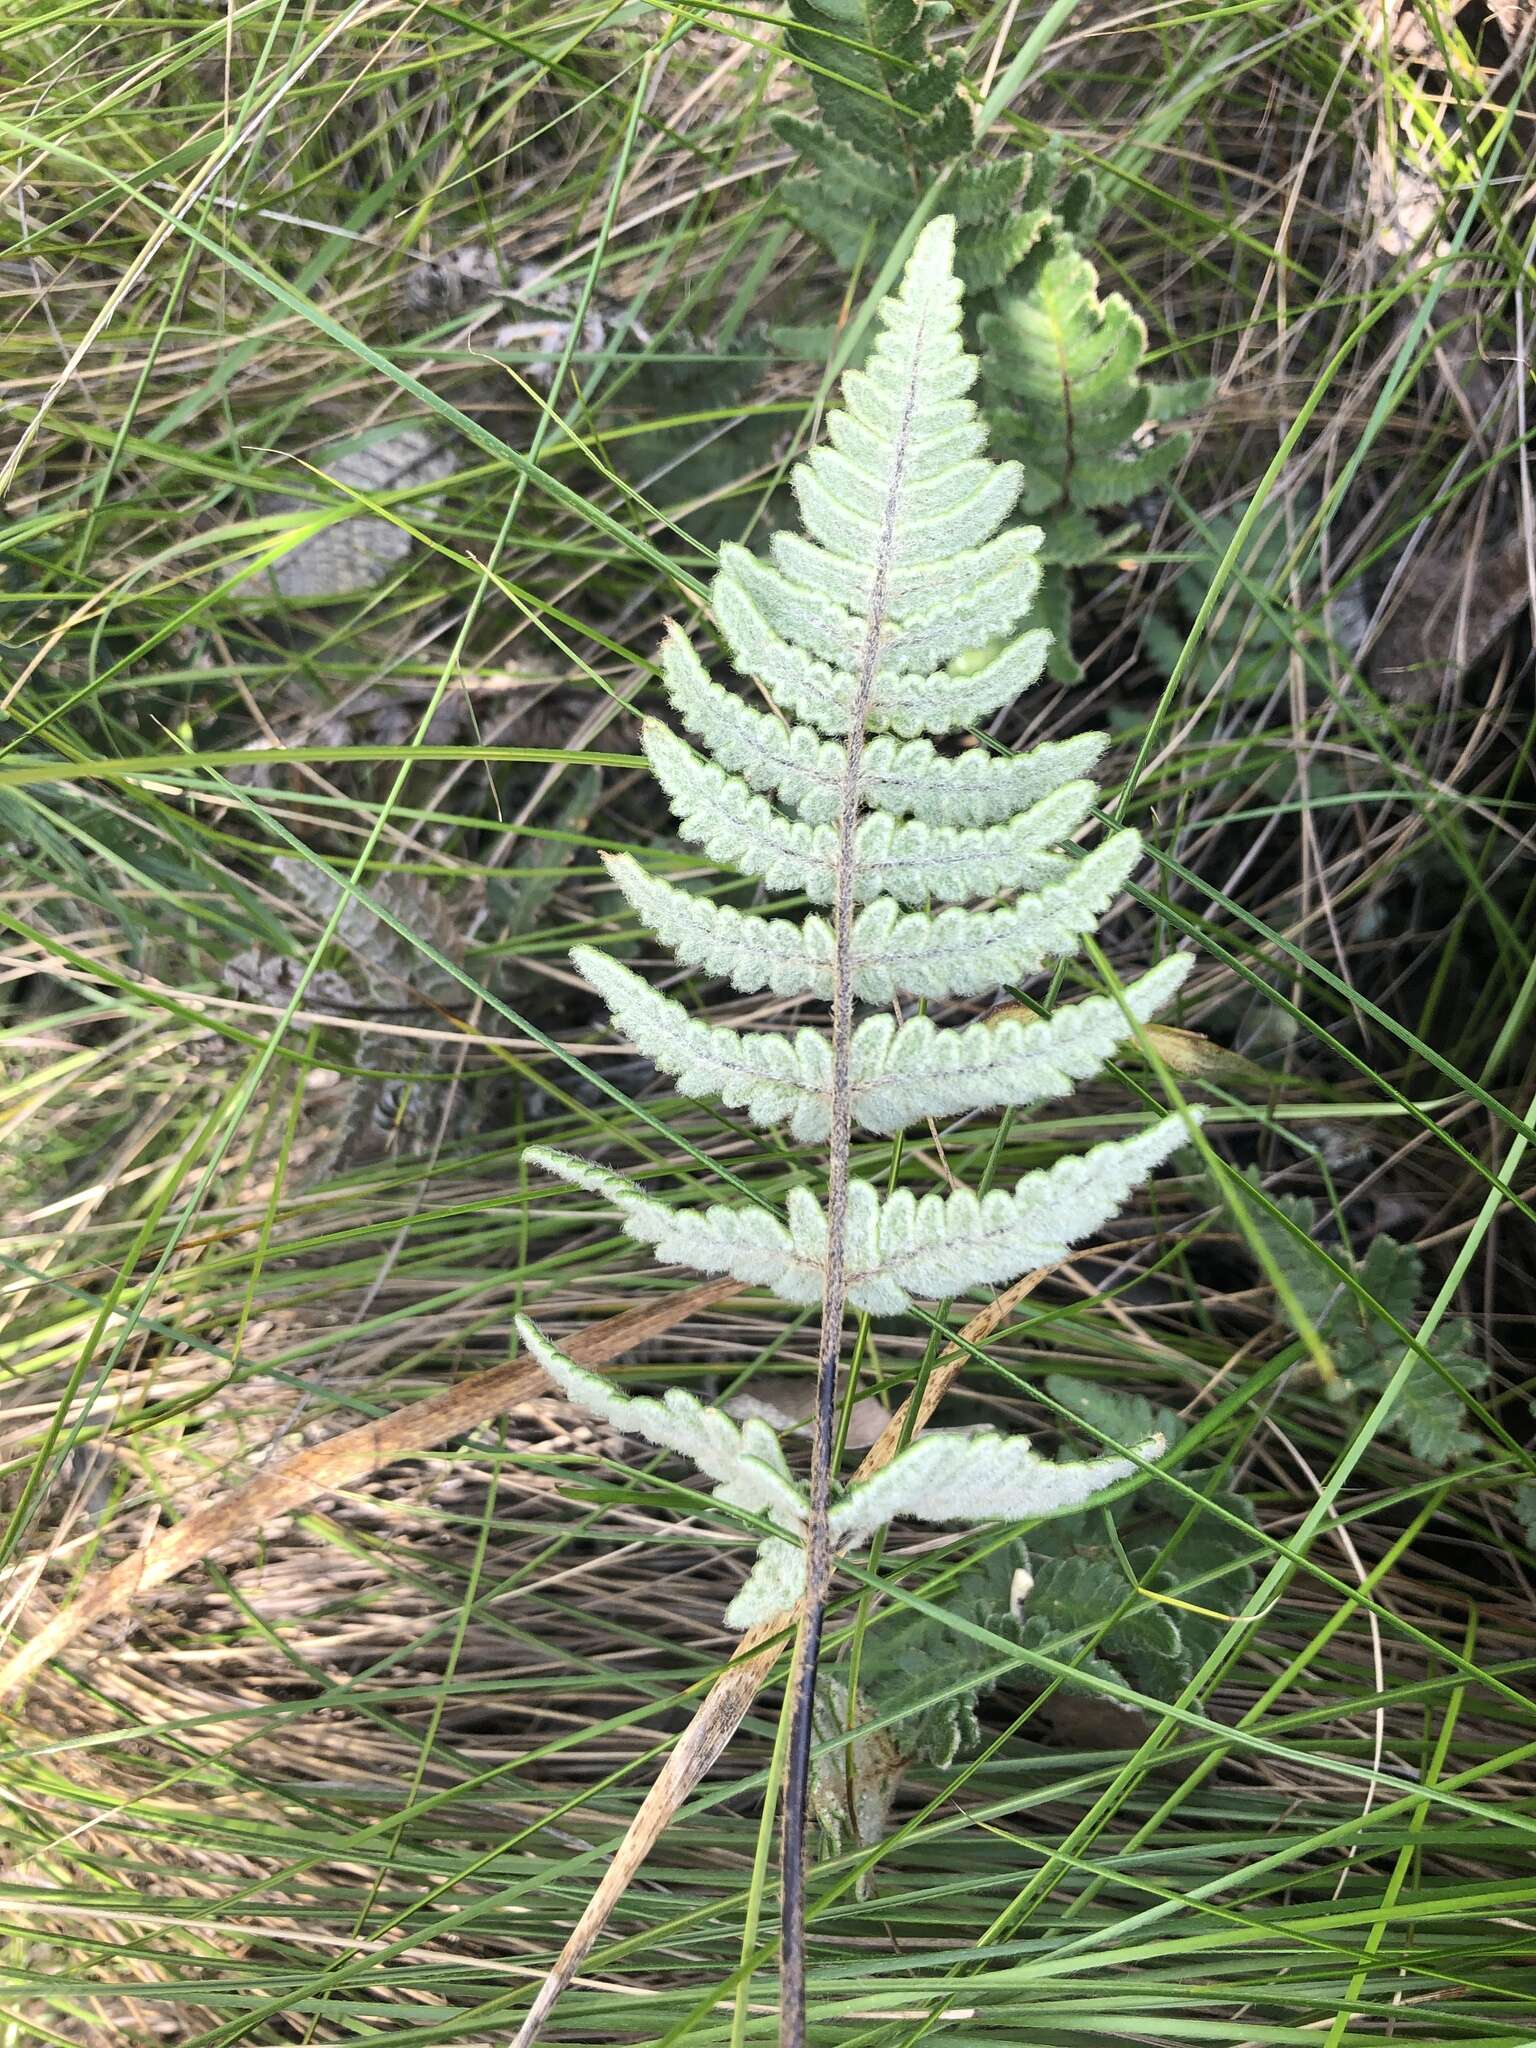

979,253,1209,674
1248,1191,1488,1467
774,0,1097,299
774,0,1208,675
517,218,1197,2036
811,1378,1256,1875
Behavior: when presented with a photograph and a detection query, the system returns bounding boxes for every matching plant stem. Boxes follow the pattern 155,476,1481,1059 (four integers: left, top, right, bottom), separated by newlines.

777,356,919,2048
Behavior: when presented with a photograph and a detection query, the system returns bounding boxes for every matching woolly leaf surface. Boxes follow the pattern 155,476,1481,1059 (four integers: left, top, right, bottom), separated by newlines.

766,523,1040,626
643,720,1092,906
576,946,1191,1141
516,1315,805,1529
837,1113,1196,1313
524,1145,822,1302
656,622,1105,827
830,1424,1163,1552
604,833,1142,1004
517,1314,808,1629
718,539,1041,675
530,1116,1192,1316
714,570,1051,738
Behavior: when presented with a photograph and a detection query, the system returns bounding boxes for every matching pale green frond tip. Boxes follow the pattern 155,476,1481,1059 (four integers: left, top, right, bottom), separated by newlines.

518,1312,1165,1630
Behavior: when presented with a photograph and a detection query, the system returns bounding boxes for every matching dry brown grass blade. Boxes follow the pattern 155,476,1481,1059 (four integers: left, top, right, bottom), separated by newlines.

0,1278,741,1703
509,1263,1053,2048
509,1618,791,2048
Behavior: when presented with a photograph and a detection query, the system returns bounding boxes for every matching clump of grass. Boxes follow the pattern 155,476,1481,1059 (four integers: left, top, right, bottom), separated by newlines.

3,1,1534,2043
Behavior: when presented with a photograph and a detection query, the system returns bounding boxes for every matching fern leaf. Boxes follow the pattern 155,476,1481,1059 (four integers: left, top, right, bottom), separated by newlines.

1016,1554,1184,1698
983,251,1147,408
524,1144,824,1301
604,831,1142,1005
720,537,1043,674
516,1316,809,1628
780,0,909,165
981,248,1195,518
778,176,878,273
1067,437,1188,511
771,115,912,209
837,1113,1196,1312
894,44,964,122
516,1315,806,1527
714,571,1051,739
643,720,1093,905
1145,376,1214,423
830,1422,1164,1552
657,621,1105,827
947,153,1033,226
840,956,1191,1133
766,522,1040,626
954,207,1053,292
790,437,1023,568
1036,508,1110,567
530,1114,1191,1316
1045,1375,1185,1458
1240,1184,1488,1469
577,946,1190,1142
573,944,834,1141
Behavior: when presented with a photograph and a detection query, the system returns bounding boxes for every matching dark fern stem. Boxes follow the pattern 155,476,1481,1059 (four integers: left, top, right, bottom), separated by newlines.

778,343,919,2048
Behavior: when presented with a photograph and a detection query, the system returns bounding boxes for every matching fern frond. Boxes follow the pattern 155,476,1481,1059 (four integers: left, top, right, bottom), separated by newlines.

528,1115,1195,1316
574,946,834,1140
840,956,1190,1133
657,622,1105,827
604,831,1141,1005
778,177,875,273
576,947,1191,1142
1067,438,1188,510
948,154,1033,226
517,215,1209,2022
772,114,911,210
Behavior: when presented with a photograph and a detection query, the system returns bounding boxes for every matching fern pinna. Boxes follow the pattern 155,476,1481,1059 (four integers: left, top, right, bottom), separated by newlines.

518,219,1194,2040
